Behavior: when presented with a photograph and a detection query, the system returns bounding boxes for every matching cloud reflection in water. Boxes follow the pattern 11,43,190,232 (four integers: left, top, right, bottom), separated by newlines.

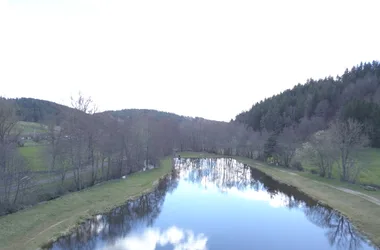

179,158,301,209
103,226,208,250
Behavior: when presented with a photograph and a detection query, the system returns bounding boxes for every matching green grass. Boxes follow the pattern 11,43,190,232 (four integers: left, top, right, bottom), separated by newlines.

15,121,48,135
0,157,173,250
302,148,380,187
181,152,380,248
300,148,380,187
356,148,380,185
19,145,49,171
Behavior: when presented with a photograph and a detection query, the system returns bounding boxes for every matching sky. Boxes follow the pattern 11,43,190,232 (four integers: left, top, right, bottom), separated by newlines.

0,0,379,121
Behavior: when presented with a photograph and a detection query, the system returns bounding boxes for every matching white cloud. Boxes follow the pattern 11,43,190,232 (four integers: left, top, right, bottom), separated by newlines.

103,226,208,250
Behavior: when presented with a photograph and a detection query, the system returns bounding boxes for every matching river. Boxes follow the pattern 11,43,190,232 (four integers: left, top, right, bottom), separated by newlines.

45,158,376,250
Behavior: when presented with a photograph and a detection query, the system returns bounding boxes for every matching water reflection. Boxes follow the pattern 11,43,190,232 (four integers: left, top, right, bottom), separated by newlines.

304,205,367,250
177,158,304,209
46,158,376,250
107,226,207,250
47,171,180,250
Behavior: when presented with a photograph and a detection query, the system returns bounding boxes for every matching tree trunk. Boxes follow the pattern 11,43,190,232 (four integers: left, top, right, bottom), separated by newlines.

13,174,21,205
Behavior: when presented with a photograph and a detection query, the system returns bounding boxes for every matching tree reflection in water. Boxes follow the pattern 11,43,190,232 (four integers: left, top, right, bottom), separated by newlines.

46,158,374,250
176,158,371,250
46,170,179,250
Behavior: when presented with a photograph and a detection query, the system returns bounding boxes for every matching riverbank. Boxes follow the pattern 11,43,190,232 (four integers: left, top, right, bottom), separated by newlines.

0,157,173,250
180,152,380,248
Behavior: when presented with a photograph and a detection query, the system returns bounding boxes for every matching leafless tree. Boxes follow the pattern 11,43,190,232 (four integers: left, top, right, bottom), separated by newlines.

0,99,18,170
297,117,327,141
9,149,30,206
301,130,338,178
66,92,98,190
46,122,63,171
0,99,31,213
274,126,300,168
329,119,369,183
247,130,269,160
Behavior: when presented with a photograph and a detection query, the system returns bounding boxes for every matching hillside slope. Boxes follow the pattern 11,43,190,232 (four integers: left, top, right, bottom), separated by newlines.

235,61,380,146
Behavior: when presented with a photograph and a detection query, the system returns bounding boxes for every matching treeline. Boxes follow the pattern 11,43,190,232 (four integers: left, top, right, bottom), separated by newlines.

236,61,380,147
233,62,380,185
0,95,260,215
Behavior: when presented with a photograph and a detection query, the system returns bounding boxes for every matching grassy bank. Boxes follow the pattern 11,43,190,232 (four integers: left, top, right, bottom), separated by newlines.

0,157,173,250
180,152,380,248
299,147,380,187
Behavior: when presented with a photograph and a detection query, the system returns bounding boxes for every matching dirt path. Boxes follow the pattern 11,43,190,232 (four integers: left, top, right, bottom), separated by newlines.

276,169,380,206
330,185,380,206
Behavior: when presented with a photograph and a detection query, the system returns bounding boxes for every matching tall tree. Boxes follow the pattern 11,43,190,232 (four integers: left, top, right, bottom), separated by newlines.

301,130,337,178
329,119,369,182
274,126,299,168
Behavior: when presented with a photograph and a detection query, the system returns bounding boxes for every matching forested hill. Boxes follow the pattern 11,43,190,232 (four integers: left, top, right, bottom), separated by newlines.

101,109,186,122
11,98,72,124
235,61,380,147
9,98,188,125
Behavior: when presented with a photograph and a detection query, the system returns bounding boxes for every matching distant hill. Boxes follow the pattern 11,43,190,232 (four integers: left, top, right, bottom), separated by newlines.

101,108,186,122
235,61,380,147
7,98,197,129
11,98,72,125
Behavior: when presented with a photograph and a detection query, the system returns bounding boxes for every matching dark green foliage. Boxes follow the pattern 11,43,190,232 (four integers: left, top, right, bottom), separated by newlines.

101,109,184,122
12,98,69,124
235,61,380,146
264,133,277,159
341,100,380,147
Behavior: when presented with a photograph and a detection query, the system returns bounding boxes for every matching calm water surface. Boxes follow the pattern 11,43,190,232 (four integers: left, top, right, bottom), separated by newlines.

46,158,376,250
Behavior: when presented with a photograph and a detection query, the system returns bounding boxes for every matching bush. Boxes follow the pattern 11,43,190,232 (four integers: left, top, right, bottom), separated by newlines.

310,169,318,175
32,135,41,143
37,192,59,202
291,161,304,171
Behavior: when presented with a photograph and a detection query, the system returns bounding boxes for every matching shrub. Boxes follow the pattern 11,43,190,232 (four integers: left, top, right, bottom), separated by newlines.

310,169,318,175
291,161,304,171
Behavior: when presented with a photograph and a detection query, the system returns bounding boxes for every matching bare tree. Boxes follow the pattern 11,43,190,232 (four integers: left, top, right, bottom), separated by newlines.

47,122,63,171
67,92,97,190
330,119,369,183
0,99,18,170
248,130,269,160
70,92,97,115
0,99,31,213
301,130,337,178
274,126,299,168
297,116,327,141
9,150,30,206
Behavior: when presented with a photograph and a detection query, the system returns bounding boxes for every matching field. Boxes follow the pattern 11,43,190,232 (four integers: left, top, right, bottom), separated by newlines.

297,148,380,188
0,157,173,250
15,121,48,135
19,145,49,171
356,148,380,185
